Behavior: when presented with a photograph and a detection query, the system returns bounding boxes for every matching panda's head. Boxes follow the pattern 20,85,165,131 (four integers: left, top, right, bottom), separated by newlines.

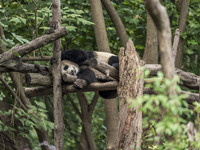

61,60,80,76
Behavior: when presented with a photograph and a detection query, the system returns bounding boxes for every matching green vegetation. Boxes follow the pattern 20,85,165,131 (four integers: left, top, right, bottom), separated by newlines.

131,71,200,149
0,0,199,149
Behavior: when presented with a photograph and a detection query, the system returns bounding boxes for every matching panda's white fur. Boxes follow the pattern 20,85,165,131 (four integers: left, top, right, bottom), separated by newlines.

61,60,79,76
92,52,116,64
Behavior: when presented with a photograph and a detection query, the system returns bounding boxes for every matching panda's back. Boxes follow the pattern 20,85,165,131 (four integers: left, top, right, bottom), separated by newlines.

92,51,117,63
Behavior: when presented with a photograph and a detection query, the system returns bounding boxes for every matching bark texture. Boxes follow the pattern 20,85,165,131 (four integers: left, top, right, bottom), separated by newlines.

0,60,50,73
104,99,119,149
51,0,64,149
89,0,119,149
25,81,118,97
91,58,119,79
118,40,144,150
24,80,198,107
89,0,110,52
143,12,158,64
145,0,176,95
175,0,190,68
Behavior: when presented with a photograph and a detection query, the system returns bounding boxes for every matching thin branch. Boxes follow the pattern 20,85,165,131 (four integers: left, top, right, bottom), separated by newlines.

66,94,81,118
77,92,97,150
172,29,180,63
89,92,99,114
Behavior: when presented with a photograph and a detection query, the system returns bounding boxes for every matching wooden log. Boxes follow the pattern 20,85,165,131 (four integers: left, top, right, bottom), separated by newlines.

90,58,119,80
144,88,199,106
24,83,199,107
0,60,50,74
145,64,200,90
20,62,199,90
25,73,52,86
21,63,200,90
0,27,67,64
25,81,119,97
22,56,51,62
91,68,115,81
25,68,115,86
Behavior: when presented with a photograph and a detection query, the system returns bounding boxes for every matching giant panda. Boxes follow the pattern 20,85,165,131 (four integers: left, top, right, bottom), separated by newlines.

61,59,95,89
61,49,119,99
61,49,119,69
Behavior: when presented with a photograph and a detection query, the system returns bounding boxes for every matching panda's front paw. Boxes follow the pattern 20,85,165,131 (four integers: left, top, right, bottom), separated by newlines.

74,79,87,89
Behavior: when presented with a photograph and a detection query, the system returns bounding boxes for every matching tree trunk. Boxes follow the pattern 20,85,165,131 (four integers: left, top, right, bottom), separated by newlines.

51,0,64,149
143,12,158,64
101,0,129,48
145,0,177,144
77,92,98,150
175,0,190,68
145,0,176,95
79,130,89,150
89,0,110,52
118,40,144,150
89,0,119,149
104,99,119,149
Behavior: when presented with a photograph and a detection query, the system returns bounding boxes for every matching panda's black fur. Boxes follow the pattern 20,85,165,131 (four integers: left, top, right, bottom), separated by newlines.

61,49,119,99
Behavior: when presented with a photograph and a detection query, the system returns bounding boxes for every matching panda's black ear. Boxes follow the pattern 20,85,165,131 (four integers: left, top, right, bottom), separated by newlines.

64,65,69,70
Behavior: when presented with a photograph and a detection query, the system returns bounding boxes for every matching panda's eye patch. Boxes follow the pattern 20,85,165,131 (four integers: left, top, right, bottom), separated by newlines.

64,65,69,70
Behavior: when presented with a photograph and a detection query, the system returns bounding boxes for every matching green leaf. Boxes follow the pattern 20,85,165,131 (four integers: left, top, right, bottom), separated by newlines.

65,25,77,31
188,40,198,45
34,101,46,109
144,69,150,77
12,51,21,58
11,33,29,44
77,18,94,25
9,17,21,24
18,17,26,24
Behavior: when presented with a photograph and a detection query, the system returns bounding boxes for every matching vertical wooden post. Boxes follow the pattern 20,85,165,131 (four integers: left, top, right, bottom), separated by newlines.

118,40,144,149
51,0,64,149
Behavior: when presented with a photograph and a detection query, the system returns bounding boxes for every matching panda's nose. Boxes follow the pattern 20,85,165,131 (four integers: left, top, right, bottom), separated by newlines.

71,70,76,75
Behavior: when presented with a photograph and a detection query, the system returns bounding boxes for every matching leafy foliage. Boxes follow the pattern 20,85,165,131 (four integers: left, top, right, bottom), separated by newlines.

130,71,200,149
0,0,199,149
183,0,200,74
